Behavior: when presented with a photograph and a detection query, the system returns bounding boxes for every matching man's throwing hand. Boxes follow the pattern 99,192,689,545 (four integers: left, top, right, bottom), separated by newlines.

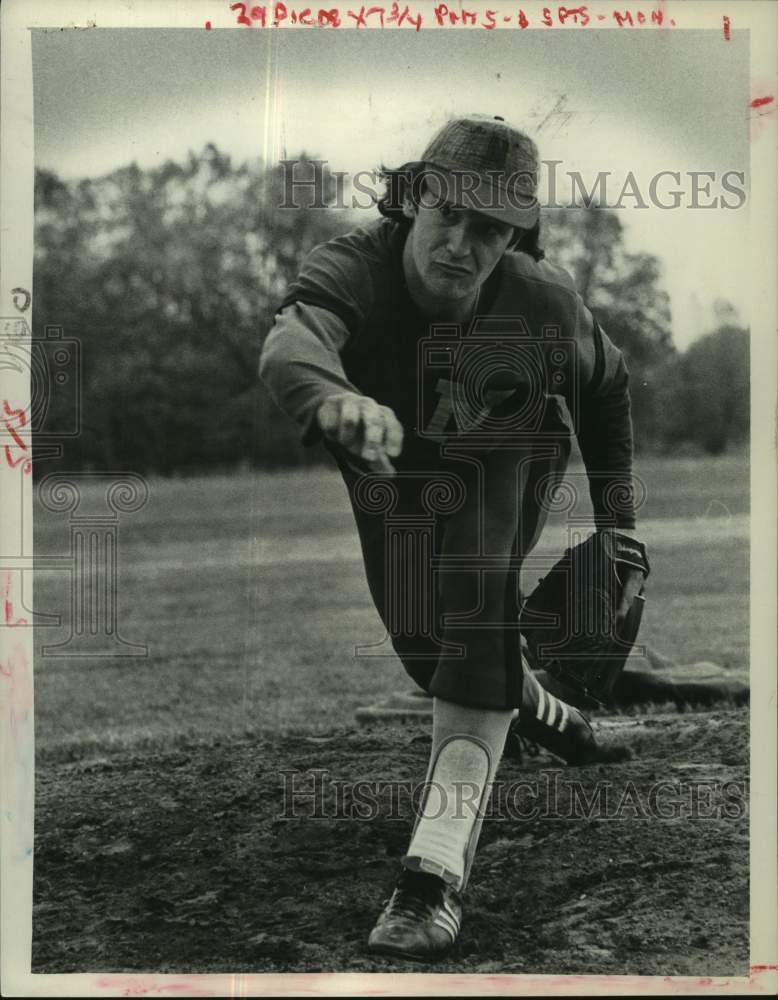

317,393,404,475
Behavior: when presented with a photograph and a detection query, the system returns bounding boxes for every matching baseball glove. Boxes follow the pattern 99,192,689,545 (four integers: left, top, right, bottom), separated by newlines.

519,531,650,709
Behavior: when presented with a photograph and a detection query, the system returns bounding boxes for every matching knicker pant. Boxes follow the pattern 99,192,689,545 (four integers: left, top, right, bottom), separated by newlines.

331,406,574,710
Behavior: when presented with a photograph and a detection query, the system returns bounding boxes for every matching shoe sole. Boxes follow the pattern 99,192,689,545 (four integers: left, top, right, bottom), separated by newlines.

368,941,453,962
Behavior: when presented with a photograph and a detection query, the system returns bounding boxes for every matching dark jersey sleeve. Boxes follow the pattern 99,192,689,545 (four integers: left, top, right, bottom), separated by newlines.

572,301,636,530
259,238,376,444
278,238,375,336
260,301,361,444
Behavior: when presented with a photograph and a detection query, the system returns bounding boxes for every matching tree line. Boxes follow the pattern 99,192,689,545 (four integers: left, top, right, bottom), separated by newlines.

32,145,748,475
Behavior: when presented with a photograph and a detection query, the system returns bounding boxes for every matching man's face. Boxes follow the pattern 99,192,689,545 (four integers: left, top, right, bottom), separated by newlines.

402,182,515,306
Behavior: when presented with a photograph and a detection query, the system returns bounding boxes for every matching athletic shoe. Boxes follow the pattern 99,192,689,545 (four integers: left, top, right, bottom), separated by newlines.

367,868,462,961
505,662,630,765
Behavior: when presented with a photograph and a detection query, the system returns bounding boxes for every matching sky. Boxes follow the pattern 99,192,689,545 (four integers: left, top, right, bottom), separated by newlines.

32,27,751,348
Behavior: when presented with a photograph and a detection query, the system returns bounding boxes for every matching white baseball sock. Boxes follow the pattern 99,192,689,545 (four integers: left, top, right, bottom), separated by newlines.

403,697,513,892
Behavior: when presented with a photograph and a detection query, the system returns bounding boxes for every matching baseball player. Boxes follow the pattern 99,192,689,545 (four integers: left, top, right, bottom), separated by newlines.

260,115,649,961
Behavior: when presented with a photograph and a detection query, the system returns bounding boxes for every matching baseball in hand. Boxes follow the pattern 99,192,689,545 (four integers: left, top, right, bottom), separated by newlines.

316,393,404,475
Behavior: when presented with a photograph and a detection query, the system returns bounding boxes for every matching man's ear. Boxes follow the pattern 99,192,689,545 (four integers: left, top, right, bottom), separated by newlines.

401,193,417,221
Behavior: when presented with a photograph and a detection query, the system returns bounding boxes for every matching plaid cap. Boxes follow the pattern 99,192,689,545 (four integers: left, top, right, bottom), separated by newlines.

416,115,540,228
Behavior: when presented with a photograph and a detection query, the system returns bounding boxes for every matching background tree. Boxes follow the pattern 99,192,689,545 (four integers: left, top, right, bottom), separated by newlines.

33,152,747,473
542,208,675,450
668,322,749,454
34,148,347,473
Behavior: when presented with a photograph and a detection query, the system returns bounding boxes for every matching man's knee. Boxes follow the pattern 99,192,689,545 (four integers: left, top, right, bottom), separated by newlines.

389,633,437,693
401,658,435,694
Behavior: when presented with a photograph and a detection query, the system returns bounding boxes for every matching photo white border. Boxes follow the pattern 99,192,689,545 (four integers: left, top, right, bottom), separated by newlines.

1,0,775,995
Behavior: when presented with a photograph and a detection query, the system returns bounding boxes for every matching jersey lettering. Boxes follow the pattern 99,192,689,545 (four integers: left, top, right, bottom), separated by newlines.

425,379,517,438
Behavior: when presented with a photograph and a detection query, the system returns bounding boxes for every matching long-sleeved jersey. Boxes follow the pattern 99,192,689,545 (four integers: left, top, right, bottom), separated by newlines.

260,216,636,530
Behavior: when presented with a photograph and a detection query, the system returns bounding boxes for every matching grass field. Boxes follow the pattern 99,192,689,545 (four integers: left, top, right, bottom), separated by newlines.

31,452,751,975
32,452,749,758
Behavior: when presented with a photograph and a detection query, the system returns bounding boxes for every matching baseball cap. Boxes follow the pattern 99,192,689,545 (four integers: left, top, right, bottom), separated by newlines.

413,114,540,228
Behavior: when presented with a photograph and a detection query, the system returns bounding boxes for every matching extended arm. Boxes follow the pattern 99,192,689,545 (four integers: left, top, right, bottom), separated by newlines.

259,301,403,470
259,301,358,444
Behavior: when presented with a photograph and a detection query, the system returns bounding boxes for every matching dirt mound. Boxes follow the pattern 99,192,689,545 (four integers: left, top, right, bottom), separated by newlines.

33,709,749,976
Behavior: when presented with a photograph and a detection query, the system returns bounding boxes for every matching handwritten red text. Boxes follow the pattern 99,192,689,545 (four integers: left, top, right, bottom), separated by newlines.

224,1,679,29
2,400,31,475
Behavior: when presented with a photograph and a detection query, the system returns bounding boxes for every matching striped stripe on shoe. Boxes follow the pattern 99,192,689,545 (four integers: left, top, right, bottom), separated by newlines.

433,898,462,941
368,869,463,961
508,663,604,765
535,684,570,733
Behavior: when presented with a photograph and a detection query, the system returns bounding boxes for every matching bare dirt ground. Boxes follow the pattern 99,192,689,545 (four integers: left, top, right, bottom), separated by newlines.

32,708,748,976
31,460,751,976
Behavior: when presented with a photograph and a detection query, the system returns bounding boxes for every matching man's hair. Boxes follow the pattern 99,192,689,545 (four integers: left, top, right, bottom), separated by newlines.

376,163,545,262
